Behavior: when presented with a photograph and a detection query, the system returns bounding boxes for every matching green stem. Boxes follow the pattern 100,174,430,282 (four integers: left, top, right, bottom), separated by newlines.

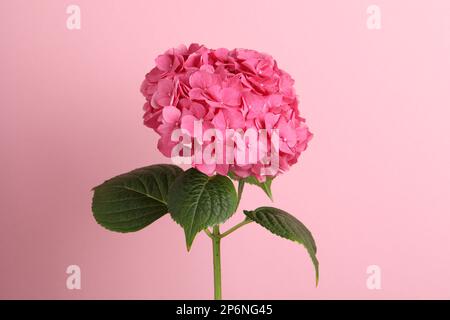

204,228,213,239
237,180,245,208
220,219,252,238
210,181,248,299
212,225,222,300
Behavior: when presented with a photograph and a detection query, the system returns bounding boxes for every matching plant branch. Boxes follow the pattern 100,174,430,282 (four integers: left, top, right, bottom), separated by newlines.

220,218,252,238
204,228,213,239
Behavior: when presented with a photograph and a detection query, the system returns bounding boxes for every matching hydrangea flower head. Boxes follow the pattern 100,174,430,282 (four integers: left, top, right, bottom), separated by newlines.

141,44,312,181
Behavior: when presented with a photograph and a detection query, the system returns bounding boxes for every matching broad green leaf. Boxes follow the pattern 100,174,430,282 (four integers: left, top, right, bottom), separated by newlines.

244,207,319,285
168,168,237,250
92,164,183,233
229,172,274,201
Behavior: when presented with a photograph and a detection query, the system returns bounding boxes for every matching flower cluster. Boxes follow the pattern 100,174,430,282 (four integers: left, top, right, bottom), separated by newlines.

140,44,312,181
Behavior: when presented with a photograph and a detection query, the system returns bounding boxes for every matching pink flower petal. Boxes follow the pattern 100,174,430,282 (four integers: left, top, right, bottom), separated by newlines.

212,110,226,130
190,102,206,118
264,113,280,131
223,109,245,129
189,70,216,89
221,87,241,106
215,164,230,176
155,54,172,72
189,88,206,100
180,114,197,136
162,106,181,124
157,135,178,157
195,162,216,176
214,48,229,61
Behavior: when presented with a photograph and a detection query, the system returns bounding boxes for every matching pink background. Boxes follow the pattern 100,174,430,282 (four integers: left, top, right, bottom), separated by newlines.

1,0,450,299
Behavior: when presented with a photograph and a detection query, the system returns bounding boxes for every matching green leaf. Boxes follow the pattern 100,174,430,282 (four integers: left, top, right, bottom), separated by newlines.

246,176,273,201
168,168,237,250
229,172,274,201
244,207,319,285
92,164,183,233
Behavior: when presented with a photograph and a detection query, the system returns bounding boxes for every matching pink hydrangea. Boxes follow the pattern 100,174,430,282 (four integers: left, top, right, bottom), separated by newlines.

141,44,312,181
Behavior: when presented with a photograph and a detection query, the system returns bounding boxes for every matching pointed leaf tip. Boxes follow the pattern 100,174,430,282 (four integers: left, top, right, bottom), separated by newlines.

168,169,237,250
244,206,319,286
